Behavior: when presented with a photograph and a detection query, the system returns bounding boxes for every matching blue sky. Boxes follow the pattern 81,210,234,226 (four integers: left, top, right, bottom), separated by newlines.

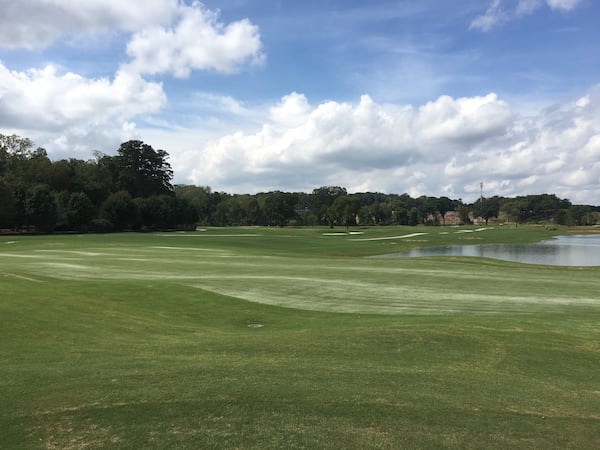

200,0,597,103
1,0,599,203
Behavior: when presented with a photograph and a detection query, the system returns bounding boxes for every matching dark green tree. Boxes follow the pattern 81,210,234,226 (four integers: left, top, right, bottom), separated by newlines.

437,196,455,225
418,196,439,225
328,195,360,229
134,195,173,230
24,184,58,232
309,186,347,226
174,185,213,224
263,191,298,227
22,148,53,186
501,197,527,223
474,196,501,226
0,134,34,176
457,205,472,225
394,207,409,225
171,197,198,229
71,158,113,207
238,195,262,225
212,200,231,227
66,192,95,231
407,207,419,226
567,205,593,226
115,140,173,198
0,180,17,228
101,191,136,231
48,159,74,192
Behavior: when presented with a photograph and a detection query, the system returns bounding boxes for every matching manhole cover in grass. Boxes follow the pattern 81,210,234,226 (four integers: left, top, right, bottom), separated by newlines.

247,323,264,328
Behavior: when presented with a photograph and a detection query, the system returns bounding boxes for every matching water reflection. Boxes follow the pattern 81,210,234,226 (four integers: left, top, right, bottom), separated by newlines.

372,235,600,266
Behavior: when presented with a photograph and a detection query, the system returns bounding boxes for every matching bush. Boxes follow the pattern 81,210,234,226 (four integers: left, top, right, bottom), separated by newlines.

90,219,114,233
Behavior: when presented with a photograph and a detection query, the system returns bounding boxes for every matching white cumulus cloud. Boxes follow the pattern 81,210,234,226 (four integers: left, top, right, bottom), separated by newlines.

0,0,179,48
0,62,166,154
125,3,264,77
0,2,265,155
0,63,165,129
414,94,511,143
173,87,600,204
269,92,312,127
185,92,513,194
1,1,264,77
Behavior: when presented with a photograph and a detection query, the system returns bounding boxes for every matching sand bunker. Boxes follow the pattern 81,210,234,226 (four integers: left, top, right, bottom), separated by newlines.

350,233,428,241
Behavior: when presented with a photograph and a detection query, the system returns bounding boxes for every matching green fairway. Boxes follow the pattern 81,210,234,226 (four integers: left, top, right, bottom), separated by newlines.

1,226,599,448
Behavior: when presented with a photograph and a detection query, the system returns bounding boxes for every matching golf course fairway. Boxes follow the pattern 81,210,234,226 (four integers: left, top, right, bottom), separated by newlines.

1,226,599,448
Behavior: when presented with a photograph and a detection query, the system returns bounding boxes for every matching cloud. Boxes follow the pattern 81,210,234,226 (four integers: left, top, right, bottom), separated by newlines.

190,92,251,117
0,63,165,128
0,2,264,154
269,92,312,127
185,92,513,193
546,0,582,11
0,0,179,48
1,2,597,204
175,87,600,204
442,87,600,202
516,0,543,16
0,62,165,154
471,0,584,31
414,94,512,143
125,3,264,77
1,1,264,77
470,0,507,32
4,75,600,203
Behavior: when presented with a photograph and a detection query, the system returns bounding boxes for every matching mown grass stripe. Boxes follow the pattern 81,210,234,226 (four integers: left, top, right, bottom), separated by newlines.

1,227,599,448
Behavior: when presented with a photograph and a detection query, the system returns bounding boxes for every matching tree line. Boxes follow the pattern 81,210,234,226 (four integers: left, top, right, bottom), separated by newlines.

0,135,196,232
1,134,597,233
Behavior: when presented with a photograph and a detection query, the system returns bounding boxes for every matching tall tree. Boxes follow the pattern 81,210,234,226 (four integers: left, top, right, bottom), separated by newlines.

309,186,347,226
0,180,17,228
66,192,95,231
418,196,439,225
474,196,501,225
567,205,593,226
263,191,298,227
457,205,472,225
115,140,173,198
437,196,455,225
174,185,213,224
101,191,136,231
0,134,34,176
71,158,113,206
134,195,172,230
24,184,58,232
328,195,360,229
407,207,419,226
171,197,199,229
238,195,262,225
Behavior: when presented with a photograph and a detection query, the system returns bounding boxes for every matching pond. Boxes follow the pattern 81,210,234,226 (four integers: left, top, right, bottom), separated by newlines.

371,234,600,266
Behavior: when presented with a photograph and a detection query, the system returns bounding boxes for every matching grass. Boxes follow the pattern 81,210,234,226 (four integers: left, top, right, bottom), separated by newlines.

1,225,599,449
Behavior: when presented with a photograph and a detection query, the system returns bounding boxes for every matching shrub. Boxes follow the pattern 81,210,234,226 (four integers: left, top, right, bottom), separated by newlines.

90,219,114,233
